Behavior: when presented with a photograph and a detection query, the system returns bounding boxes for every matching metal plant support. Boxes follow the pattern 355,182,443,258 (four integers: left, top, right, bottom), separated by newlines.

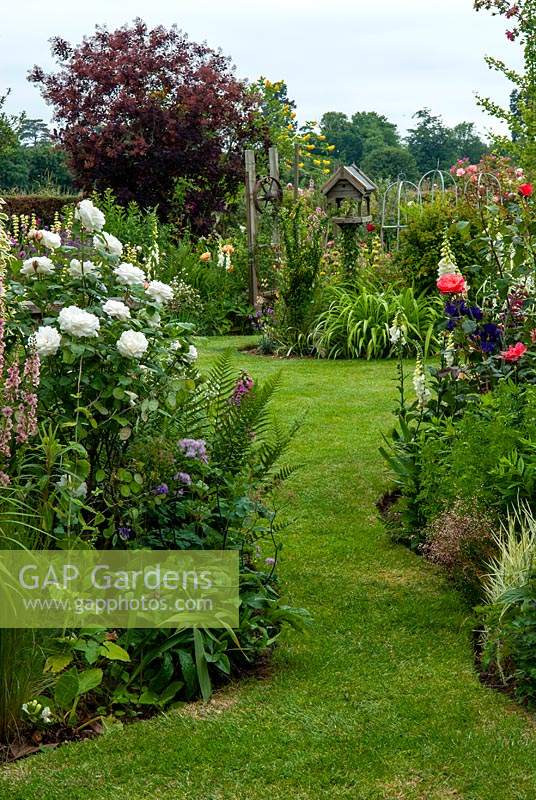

381,169,458,249
380,178,421,248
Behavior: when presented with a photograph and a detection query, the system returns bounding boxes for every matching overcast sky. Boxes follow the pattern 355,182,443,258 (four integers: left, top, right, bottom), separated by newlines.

1,0,522,138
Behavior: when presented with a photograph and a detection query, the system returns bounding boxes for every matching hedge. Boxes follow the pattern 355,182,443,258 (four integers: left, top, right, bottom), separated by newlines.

2,195,81,225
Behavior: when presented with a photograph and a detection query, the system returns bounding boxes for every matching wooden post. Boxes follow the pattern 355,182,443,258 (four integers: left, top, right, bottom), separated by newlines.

293,141,300,202
244,149,258,309
268,145,280,248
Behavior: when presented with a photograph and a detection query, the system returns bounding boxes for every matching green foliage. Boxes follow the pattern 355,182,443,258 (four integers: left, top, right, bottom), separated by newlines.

392,198,477,293
274,202,327,354
475,0,536,176
310,285,439,360
361,145,418,182
406,108,487,174
319,112,363,164
480,574,536,704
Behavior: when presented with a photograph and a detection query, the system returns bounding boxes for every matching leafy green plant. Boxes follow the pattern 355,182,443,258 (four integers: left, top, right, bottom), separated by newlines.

275,201,328,354
309,285,439,359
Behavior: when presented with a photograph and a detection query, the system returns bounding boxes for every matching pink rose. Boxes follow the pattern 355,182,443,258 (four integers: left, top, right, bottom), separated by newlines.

500,342,527,362
437,273,467,294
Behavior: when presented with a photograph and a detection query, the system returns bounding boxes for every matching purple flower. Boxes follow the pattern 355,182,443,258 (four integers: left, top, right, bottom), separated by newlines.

153,483,169,495
118,526,132,541
178,438,208,463
265,557,276,566
230,372,254,406
174,471,192,486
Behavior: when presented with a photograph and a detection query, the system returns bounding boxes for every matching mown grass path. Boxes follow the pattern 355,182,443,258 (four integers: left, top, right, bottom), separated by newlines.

3,337,536,799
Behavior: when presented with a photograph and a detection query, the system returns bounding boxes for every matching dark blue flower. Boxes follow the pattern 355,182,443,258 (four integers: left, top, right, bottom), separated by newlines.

468,306,483,321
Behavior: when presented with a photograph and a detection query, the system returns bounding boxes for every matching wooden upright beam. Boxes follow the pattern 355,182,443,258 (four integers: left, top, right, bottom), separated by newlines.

244,149,259,308
268,145,280,248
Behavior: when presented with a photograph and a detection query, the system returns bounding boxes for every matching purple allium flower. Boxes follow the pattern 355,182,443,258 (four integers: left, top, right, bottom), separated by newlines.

153,483,169,495
178,438,208,463
118,526,132,541
174,471,192,486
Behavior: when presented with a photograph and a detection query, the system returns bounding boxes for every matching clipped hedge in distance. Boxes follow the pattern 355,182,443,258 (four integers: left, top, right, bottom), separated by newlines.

2,194,80,224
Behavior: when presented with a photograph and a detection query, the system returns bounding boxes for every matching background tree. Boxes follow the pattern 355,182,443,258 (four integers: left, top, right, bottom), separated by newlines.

450,121,488,163
406,109,456,173
352,111,399,160
0,92,17,158
361,144,418,181
0,111,74,193
253,78,336,184
474,0,536,175
29,19,260,232
320,112,363,164
15,115,51,146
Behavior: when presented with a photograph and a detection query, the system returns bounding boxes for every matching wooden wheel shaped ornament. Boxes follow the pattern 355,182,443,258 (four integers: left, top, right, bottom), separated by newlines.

253,176,283,213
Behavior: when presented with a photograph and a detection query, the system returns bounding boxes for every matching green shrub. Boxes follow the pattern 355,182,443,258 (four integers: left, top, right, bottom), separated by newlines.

392,198,477,294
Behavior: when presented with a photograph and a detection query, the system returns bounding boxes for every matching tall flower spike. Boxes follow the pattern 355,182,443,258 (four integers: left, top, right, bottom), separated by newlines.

437,230,459,277
413,349,431,410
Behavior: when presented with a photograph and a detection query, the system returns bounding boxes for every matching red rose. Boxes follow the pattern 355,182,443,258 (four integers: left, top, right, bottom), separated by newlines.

519,183,534,197
500,342,527,362
366,222,376,232
436,273,467,294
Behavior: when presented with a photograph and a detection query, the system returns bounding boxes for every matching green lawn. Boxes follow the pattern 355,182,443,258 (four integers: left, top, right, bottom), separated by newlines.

3,336,536,799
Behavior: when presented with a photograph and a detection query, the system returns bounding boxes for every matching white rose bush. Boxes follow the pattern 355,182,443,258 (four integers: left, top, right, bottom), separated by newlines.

2,197,196,539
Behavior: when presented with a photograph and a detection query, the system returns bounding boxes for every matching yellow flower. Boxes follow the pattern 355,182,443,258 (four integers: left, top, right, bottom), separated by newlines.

318,134,326,140
305,144,315,150
287,123,294,130
323,168,330,174
298,162,304,168
327,145,335,151
302,133,310,141
264,79,271,88
290,111,296,119
323,159,330,165
313,159,322,166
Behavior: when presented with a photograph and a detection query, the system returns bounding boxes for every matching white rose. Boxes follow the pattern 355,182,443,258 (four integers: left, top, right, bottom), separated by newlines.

185,344,198,362
116,330,149,359
38,230,62,250
32,326,62,357
58,306,100,338
75,199,105,232
113,262,146,287
145,280,174,304
102,299,131,321
94,232,123,257
20,256,55,276
68,259,100,280
170,340,182,351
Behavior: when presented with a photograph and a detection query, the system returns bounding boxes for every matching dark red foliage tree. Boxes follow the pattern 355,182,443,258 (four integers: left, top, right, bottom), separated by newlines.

29,20,260,231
